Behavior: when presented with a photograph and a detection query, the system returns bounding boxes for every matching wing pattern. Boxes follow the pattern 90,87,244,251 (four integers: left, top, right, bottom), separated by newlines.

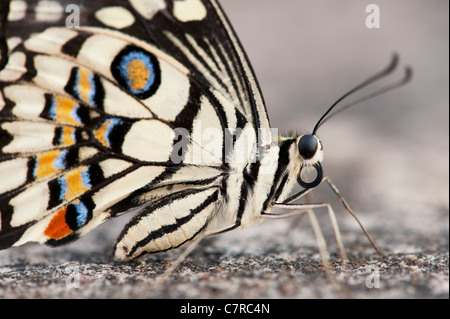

0,0,272,258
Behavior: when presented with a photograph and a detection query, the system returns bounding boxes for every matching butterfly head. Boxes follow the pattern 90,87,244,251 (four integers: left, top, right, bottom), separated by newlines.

293,55,412,190
296,134,323,189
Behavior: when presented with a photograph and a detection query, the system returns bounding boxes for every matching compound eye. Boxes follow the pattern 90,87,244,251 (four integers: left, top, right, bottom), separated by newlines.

298,135,318,159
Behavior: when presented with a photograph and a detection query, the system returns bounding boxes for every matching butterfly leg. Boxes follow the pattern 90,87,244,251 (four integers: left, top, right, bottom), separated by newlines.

281,175,382,258
263,202,348,268
322,176,383,257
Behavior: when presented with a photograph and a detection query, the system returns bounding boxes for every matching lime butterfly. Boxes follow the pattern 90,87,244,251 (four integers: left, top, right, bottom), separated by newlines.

0,0,410,261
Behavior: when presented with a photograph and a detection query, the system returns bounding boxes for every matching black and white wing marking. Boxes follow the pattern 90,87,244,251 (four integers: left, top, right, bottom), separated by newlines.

0,0,272,259
2,0,271,142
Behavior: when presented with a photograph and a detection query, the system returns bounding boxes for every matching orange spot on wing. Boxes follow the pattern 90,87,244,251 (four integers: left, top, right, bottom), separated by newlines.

34,150,61,179
94,120,112,147
54,96,80,126
60,126,76,146
63,166,90,200
127,59,150,91
77,68,93,104
44,206,72,239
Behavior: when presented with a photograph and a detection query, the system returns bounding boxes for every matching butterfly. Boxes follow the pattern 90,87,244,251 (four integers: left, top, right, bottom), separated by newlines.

0,0,410,262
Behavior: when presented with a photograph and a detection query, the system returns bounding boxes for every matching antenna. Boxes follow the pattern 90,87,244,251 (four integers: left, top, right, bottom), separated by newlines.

312,54,412,135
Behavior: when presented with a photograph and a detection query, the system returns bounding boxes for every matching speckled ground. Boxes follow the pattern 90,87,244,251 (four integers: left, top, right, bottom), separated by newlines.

0,211,448,299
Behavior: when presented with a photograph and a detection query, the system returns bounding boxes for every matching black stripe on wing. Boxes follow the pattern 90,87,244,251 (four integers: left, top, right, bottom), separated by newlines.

115,187,220,259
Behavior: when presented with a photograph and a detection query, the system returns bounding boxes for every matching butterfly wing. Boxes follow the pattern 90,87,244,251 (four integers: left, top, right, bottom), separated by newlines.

0,0,271,258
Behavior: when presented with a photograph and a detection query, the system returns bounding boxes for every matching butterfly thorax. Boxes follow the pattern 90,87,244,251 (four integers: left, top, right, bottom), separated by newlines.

219,136,303,230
